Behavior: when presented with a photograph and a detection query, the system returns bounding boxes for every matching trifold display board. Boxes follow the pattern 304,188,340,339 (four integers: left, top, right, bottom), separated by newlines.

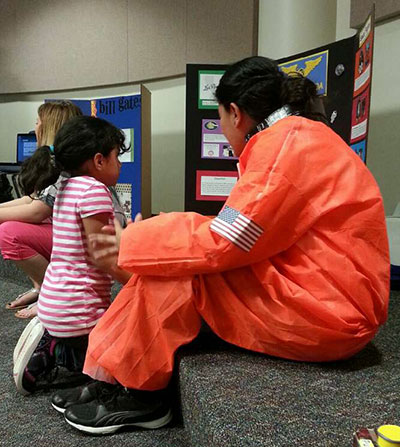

185,10,375,215
49,85,151,219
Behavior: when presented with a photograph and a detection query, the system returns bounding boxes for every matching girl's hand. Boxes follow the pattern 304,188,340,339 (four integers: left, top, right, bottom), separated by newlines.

88,213,143,283
90,213,142,251
88,219,122,267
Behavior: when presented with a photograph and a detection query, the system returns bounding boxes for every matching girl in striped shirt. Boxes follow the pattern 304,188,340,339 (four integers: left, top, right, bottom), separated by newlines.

14,116,128,395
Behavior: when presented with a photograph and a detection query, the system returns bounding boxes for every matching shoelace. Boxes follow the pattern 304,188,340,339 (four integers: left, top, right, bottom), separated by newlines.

94,383,152,411
93,382,123,407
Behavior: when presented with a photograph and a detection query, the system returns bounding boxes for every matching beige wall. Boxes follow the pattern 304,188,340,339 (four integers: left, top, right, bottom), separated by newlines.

258,0,337,59
336,0,356,39
365,19,400,215
0,0,257,94
350,0,400,28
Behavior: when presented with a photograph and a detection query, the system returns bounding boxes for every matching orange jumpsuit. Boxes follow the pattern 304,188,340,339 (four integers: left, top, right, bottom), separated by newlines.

84,117,390,390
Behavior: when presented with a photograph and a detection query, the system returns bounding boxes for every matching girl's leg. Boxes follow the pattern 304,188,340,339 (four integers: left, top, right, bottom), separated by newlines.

55,335,89,372
58,274,199,434
55,275,202,433
15,330,89,395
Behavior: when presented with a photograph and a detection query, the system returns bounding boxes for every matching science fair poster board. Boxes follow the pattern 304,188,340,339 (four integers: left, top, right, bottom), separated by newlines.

49,86,151,219
185,10,375,215
278,9,374,163
185,63,238,216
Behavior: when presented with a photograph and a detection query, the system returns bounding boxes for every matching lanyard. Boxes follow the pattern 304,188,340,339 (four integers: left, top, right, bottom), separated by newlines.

245,105,298,142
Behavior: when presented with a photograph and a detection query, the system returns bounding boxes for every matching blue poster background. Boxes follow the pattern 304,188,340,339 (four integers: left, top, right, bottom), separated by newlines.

68,99,92,117
48,95,142,218
279,50,329,95
350,139,366,162
94,95,142,218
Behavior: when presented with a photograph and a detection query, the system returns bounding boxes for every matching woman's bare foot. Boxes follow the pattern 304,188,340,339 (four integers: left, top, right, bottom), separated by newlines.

5,288,39,310
15,303,38,319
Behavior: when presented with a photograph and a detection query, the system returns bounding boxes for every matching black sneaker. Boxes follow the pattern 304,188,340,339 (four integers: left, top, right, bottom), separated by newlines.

64,383,173,435
51,380,113,414
19,330,57,394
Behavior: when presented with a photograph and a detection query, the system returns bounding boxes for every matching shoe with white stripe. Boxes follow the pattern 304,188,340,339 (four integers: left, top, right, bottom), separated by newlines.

64,383,172,435
13,316,43,365
14,327,56,395
51,381,109,414
13,317,46,395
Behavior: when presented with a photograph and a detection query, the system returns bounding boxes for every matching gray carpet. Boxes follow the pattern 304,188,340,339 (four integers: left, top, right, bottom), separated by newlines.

1,259,399,447
0,279,188,447
178,290,400,447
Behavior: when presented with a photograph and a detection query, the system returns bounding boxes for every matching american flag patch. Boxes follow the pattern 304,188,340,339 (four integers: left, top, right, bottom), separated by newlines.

210,206,263,252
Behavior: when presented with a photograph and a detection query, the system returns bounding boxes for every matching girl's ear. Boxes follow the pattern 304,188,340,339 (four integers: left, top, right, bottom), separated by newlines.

92,153,105,171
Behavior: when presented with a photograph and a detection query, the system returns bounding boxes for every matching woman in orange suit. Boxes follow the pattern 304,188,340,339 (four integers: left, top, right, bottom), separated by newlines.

56,56,390,435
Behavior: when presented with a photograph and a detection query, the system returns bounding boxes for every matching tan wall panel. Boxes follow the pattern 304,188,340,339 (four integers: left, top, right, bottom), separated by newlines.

0,1,19,92
0,0,258,94
127,0,186,81
350,0,400,28
186,0,258,64
0,0,128,93
140,84,152,218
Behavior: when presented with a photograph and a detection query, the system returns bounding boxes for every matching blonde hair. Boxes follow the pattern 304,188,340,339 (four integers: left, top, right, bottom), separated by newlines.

36,101,83,146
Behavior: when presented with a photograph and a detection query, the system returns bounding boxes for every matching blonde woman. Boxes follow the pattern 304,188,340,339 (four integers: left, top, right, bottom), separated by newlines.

0,101,82,317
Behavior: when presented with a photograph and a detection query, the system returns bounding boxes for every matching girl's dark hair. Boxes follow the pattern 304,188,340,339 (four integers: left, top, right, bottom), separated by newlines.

19,116,128,195
215,56,327,124
19,146,60,196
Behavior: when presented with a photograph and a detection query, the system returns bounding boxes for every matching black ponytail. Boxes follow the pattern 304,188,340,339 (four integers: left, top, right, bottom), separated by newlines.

280,73,327,124
18,146,61,197
215,56,327,124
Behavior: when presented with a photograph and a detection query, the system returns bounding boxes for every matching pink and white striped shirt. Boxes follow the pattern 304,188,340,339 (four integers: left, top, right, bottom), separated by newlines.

37,176,114,338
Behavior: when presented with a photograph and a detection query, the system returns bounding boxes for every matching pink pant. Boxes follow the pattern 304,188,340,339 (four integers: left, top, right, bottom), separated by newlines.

0,221,52,261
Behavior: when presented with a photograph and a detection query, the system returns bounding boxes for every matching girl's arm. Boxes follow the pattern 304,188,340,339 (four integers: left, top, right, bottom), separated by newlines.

0,199,51,223
0,196,33,208
83,214,132,285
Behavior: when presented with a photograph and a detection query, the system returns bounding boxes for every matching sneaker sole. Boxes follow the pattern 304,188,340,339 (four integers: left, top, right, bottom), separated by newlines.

13,316,41,365
13,320,45,396
51,380,100,415
64,409,173,435
51,402,66,414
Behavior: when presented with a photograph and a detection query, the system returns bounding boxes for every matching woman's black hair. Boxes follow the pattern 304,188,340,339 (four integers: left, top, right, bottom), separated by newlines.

19,116,128,196
215,56,327,125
